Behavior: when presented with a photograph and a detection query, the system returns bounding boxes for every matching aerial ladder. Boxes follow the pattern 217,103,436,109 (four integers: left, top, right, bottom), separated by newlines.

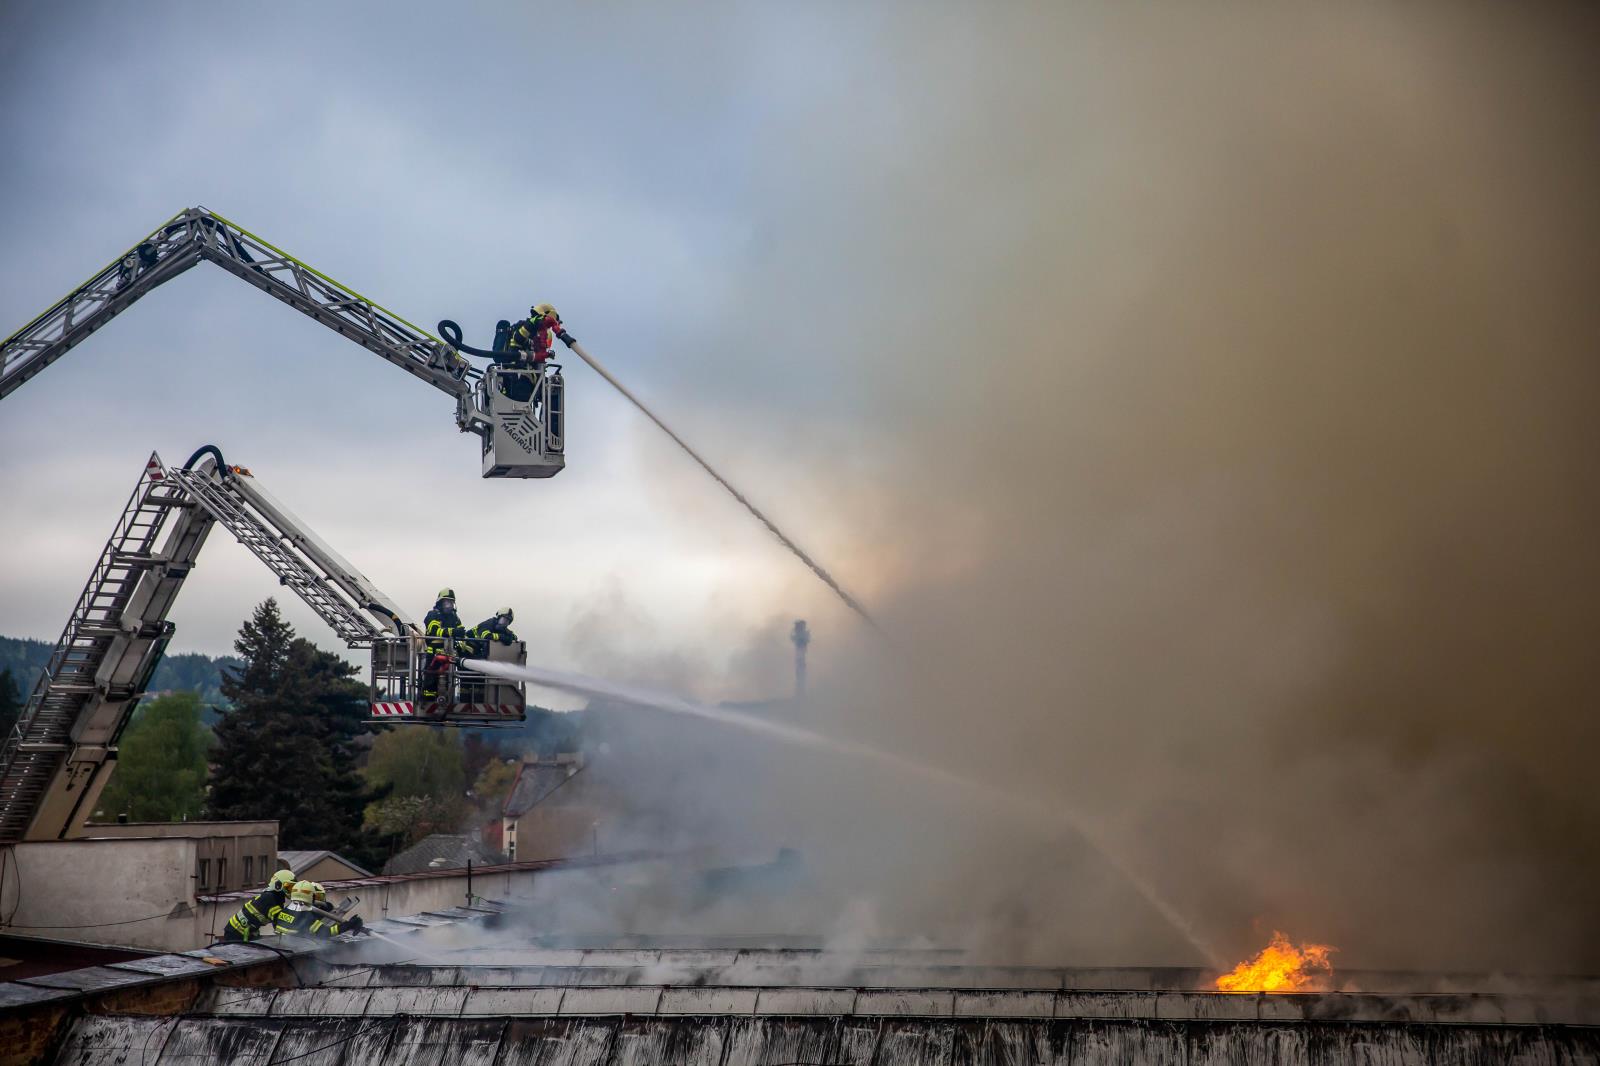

0,207,564,478
0,446,527,845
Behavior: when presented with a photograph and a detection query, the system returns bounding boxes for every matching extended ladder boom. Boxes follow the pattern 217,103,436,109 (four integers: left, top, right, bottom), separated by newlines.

162,448,413,646
1,208,468,403
0,208,565,478
0,447,512,844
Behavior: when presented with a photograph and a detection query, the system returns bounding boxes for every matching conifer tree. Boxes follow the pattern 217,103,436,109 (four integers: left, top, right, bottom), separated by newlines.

0,667,21,741
208,599,374,853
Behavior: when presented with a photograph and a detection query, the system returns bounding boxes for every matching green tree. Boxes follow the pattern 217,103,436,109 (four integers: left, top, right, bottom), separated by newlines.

362,728,469,857
364,728,465,801
208,599,373,853
95,692,211,821
364,794,466,850
0,667,21,742
472,757,519,814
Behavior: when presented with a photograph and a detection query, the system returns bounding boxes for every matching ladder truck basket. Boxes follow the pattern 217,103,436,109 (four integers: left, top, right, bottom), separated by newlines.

369,634,528,724
479,364,565,479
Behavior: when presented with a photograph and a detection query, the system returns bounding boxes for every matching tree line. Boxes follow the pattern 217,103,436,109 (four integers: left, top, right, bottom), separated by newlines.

0,635,238,711
0,599,585,872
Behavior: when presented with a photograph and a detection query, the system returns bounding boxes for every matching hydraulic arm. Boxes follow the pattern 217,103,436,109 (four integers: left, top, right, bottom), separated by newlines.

0,447,526,845
0,207,563,477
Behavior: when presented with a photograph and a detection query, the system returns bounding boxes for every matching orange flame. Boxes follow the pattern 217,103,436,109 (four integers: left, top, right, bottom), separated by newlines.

1215,931,1337,992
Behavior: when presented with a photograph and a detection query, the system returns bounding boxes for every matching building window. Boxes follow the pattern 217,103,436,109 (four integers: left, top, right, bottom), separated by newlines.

198,859,210,889
244,856,254,885
217,858,227,890
260,855,269,880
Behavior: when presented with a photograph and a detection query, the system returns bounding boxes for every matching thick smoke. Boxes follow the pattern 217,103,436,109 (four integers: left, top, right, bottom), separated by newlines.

554,3,1600,974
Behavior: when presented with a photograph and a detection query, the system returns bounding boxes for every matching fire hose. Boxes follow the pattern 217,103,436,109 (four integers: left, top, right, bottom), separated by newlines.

560,334,880,631
437,317,879,629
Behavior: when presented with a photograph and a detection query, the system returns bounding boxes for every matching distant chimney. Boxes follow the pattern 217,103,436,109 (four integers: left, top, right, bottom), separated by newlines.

790,620,811,698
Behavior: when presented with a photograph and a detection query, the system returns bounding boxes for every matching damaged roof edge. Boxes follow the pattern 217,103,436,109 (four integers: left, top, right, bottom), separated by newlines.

196,848,667,904
0,900,506,1018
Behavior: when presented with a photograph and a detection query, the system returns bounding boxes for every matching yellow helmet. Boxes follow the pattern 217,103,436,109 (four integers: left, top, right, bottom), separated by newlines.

312,882,327,903
532,303,558,320
270,869,296,891
496,607,514,622
436,587,456,601
289,880,318,904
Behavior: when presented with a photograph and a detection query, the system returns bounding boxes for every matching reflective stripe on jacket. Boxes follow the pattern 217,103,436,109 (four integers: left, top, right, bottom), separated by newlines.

226,887,286,940
423,607,467,651
471,617,519,646
274,901,351,938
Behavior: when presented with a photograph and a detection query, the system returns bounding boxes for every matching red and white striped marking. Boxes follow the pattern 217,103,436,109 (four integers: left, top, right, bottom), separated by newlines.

368,702,523,719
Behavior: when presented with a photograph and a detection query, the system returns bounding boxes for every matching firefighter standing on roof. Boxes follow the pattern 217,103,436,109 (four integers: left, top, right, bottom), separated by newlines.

274,881,364,938
220,868,295,943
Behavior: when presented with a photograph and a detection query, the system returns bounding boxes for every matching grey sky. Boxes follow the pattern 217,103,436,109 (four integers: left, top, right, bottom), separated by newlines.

0,3,883,690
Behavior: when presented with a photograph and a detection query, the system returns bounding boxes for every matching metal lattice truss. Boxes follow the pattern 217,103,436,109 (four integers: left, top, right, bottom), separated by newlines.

0,207,476,419
161,460,401,648
0,451,418,842
0,456,198,842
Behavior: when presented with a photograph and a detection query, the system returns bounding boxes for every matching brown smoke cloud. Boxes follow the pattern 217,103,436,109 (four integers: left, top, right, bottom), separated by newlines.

567,2,1600,973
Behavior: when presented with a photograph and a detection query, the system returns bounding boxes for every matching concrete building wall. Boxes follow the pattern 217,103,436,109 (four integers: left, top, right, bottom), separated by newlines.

507,805,604,863
0,839,200,952
0,824,280,951
72,822,278,895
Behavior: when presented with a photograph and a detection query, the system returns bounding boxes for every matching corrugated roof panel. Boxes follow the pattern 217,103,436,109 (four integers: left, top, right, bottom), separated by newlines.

269,987,373,1017
657,988,759,1016
1154,991,1261,1021
54,1014,172,1066
955,1019,1050,1066
494,1018,618,1066
566,966,652,987
263,1017,393,1066
296,961,377,988
378,1017,506,1066
154,1017,283,1065
853,990,956,1017
1184,1024,1310,1066
364,985,469,1017
460,987,567,1017
1056,990,1157,1019
751,988,856,1016
196,985,277,1016
875,1020,956,1066
951,991,1055,1018
1066,1020,1186,1066
368,965,465,987
557,987,664,1016
722,1016,842,1066
450,965,546,987
612,1017,730,1066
